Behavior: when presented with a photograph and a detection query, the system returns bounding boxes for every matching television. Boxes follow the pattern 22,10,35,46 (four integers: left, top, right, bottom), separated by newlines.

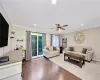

0,13,9,47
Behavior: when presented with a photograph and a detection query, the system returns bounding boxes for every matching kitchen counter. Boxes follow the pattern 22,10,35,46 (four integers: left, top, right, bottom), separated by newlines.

0,50,23,66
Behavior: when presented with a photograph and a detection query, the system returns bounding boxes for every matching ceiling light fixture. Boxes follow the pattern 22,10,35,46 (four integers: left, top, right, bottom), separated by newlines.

34,24,36,26
81,24,84,26
52,0,56,4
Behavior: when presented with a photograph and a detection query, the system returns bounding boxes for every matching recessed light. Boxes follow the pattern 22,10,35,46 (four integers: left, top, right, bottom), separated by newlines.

34,24,36,26
52,0,56,4
81,24,84,26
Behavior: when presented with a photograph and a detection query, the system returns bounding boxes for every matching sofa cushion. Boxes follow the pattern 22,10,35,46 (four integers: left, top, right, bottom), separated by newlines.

82,48,87,54
46,48,50,51
74,46,83,52
53,47,57,51
66,51,86,56
46,46,53,51
74,52,87,58
69,47,74,51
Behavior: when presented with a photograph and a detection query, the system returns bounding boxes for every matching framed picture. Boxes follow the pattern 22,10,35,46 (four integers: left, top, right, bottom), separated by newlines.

74,32,85,44
62,38,67,43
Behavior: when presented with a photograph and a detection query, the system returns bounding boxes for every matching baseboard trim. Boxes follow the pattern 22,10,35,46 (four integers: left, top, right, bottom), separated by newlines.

92,59,100,63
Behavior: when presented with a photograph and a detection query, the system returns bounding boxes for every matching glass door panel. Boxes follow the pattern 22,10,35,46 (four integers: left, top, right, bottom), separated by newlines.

31,35,37,57
38,36,43,55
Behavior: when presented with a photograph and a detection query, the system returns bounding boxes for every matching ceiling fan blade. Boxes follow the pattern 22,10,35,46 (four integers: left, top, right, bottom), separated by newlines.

61,27,65,30
62,25,68,27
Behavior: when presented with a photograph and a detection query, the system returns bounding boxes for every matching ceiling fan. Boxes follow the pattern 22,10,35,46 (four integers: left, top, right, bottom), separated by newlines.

50,24,68,31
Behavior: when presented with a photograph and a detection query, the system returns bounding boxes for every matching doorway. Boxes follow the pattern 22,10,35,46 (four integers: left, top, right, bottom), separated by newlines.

31,33,43,58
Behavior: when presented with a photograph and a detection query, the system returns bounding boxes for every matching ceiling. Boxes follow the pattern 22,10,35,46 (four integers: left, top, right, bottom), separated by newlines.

1,0,100,34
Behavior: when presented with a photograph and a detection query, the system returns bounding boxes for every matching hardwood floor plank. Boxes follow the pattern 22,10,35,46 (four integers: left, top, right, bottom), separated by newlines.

22,57,81,80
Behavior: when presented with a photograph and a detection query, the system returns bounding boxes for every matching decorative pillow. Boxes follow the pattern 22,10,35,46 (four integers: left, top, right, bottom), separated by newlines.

46,48,50,51
82,48,87,54
53,47,57,51
69,47,74,51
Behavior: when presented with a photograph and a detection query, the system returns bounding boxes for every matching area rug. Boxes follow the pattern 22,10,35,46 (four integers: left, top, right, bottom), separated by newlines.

50,54,100,80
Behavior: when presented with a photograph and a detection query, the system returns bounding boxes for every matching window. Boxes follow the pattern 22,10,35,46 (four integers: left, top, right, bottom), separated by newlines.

52,35,59,48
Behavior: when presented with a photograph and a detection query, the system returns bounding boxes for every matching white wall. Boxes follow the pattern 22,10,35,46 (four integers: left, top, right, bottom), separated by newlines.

63,27,100,61
11,26,51,50
11,26,26,50
0,2,11,56
46,34,51,46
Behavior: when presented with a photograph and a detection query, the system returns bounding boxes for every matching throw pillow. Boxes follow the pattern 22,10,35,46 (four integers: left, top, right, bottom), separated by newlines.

69,47,74,51
82,48,87,54
53,47,57,51
46,48,50,51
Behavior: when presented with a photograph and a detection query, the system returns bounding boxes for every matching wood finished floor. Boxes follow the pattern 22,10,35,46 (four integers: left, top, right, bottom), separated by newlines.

22,57,81,80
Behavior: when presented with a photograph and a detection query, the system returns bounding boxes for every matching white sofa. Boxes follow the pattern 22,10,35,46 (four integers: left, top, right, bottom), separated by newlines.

64,46,94,62
43,46,60,58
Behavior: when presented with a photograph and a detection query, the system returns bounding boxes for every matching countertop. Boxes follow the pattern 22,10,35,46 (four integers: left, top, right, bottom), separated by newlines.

0,50,23,66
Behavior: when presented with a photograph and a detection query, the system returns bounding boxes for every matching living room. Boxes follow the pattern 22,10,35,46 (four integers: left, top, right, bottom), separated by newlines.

0,0,100,80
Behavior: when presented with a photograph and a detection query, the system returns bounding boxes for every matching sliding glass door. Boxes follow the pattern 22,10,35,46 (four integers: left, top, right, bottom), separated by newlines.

31,33,43,57
31,35,37,56
38,36,43,55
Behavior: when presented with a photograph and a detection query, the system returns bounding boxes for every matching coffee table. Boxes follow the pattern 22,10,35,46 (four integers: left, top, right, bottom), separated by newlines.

64,52,85,68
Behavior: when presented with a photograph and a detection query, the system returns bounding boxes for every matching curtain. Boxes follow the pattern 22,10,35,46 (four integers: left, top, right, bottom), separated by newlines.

51,34,53,46
42,33,46,48
26,31,32,61
51,35,60,48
